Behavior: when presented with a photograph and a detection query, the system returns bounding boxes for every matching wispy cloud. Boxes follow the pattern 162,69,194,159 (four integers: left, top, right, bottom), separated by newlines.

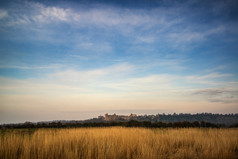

0,9,8,19
50,63,135,83
2,1,155,28
69,54,88,61
31,4,80,24
100,74,179,95
205,65,227,73
0,63,136,96
2,1,79,26
134,36,156,44
0,64,62,70
188,72,233,80
168,26,227,47
1,0,236,49
0,61,235,95
184,72,233,85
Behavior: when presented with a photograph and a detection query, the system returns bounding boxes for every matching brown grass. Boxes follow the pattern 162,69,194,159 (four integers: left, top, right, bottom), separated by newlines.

0,127,238,159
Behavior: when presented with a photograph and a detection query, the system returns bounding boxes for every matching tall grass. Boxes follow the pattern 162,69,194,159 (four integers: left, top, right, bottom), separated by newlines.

0,127,237,159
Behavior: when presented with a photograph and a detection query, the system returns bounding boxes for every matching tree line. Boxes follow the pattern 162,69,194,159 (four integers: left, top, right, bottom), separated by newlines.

1,120,237,129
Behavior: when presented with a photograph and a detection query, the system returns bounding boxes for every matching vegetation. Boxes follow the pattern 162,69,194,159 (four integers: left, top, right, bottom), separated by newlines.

1,127,238,159
1,120,236,129
102,113,238,125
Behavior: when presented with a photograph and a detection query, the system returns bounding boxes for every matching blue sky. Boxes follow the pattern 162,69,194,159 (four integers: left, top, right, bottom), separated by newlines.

0,0,238,123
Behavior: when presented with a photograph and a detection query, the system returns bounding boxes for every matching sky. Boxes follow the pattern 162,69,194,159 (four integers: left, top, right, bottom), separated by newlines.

0,0,238,123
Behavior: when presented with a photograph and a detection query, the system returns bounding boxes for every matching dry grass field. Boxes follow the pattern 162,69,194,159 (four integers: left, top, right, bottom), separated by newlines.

0,127,238,159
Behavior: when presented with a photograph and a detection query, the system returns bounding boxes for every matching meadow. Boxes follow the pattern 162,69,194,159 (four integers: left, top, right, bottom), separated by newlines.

0,127,237,159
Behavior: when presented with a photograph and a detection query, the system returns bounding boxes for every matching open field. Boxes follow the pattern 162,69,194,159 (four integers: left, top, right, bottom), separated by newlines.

0,127,238,159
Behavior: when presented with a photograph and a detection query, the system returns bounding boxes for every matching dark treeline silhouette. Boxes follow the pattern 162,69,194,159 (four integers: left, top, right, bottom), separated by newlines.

101,113,238,125
155,113,238,125
1,113,238,129
1,120,237,129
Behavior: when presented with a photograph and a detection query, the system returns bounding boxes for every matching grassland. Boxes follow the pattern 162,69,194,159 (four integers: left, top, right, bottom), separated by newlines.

0,127,238,159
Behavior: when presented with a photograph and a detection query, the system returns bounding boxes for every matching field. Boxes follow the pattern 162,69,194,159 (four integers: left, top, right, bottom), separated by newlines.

0,127,238,159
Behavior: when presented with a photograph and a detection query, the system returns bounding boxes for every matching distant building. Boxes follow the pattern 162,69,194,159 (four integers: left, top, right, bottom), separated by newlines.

130,113,137,117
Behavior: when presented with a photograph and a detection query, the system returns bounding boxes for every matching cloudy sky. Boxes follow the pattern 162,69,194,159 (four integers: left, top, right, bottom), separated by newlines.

0,0,238,123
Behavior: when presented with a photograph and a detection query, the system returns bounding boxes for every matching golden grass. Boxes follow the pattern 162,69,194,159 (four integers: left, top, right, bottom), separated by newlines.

0,127,238,159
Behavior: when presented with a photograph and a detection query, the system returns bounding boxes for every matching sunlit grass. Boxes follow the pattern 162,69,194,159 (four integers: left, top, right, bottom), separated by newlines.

0,127,238,159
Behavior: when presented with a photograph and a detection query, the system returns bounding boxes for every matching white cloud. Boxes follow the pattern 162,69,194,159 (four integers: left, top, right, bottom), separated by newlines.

80,8,154,27
2,2,80,26
32,6,80,24
5,2,154,27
